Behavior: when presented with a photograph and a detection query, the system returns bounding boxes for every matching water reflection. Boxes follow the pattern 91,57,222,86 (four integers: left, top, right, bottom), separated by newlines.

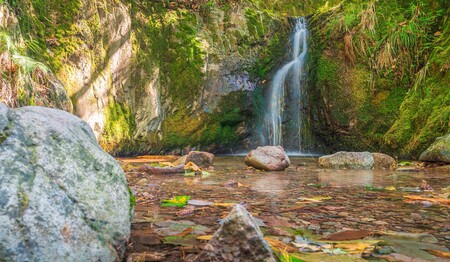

318,170,374,187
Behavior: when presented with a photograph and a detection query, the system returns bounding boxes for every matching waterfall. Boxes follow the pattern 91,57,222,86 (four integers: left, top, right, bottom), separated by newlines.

264,17,308,152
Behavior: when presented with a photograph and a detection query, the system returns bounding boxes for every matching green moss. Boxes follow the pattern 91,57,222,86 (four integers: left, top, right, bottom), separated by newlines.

128,187,135,219
9,0,83,71
101,101,136,152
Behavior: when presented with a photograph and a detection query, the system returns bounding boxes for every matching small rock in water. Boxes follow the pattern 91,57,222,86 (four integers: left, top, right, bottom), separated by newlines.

244,146,290,171
186,151,214,168
224,180,239,187
372,152,396,169
195,204,276,262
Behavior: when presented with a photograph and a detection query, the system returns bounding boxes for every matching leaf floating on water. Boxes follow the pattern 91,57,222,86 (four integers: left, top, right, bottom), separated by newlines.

403,195,450,207
175,227,194,237
161,195,190,207
334,242,374,254
212,202,236,207
426,249,450,258
324,230,373,241
296,196,332,203
197,235,213,241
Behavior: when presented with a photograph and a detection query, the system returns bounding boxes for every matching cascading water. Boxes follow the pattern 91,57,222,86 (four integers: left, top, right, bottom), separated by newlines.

264,17,308,152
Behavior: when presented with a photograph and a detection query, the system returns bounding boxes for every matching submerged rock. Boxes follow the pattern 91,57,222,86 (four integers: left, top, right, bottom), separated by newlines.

0,104,130,261
186,151,215,168
318,151,374,169
244,146,290,171
419,134,450,163
372,153,396,169
195,204,276,262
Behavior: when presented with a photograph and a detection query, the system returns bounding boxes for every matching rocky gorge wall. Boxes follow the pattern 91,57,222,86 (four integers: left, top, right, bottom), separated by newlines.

1,0,448,158
3,0,321,155
306,0,450,158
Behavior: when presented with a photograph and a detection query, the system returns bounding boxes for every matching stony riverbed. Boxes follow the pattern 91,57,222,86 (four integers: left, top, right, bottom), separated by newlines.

123,156,450,261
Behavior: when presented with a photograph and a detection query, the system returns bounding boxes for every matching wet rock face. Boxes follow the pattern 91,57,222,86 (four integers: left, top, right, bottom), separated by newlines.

372,153,396,169
419,134,450,163
244,146,290,171
195,204,276,262
318,151,374,169
0,104,130,261
186,151,215,168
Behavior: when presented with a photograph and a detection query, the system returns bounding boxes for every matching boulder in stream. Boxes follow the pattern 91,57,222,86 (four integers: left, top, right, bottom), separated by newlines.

195,204,276,262
0,104,130,261
372,152,396,169
419,134,450,163
318,151,374,169
244,146,290,171
186,151,214,168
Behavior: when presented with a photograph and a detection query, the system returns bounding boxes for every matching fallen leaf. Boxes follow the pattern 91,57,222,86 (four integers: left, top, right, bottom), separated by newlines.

403,195,450,207
324,230,373,241
334,242,374,254
175,227,194,237
159,162,174,167
126,252,165,262
212,202,236,207
384,186,396,191
185,162,201,172
296,196,332,203
264,237,298,253
161,195,190,207
197,235,213,241
426,249,450,258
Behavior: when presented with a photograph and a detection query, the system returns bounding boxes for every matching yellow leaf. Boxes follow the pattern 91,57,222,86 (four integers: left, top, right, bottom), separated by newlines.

334,242,374,254
197,235,213,240
212,203,236,207
185,162,202,172
426,249,450,258
384,186,396,191
159,162,174,167
296,196,332,203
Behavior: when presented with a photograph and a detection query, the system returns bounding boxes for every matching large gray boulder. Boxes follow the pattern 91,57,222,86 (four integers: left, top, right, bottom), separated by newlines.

0,104,130,261
244,146,290,171
419,134,450,163
195,204,276,262
318,151,374,169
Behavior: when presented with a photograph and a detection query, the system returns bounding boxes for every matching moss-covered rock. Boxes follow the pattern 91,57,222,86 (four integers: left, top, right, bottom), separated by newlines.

419,134,450,163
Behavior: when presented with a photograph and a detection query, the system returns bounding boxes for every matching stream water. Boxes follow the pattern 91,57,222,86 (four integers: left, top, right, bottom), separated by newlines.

123,156,450,261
